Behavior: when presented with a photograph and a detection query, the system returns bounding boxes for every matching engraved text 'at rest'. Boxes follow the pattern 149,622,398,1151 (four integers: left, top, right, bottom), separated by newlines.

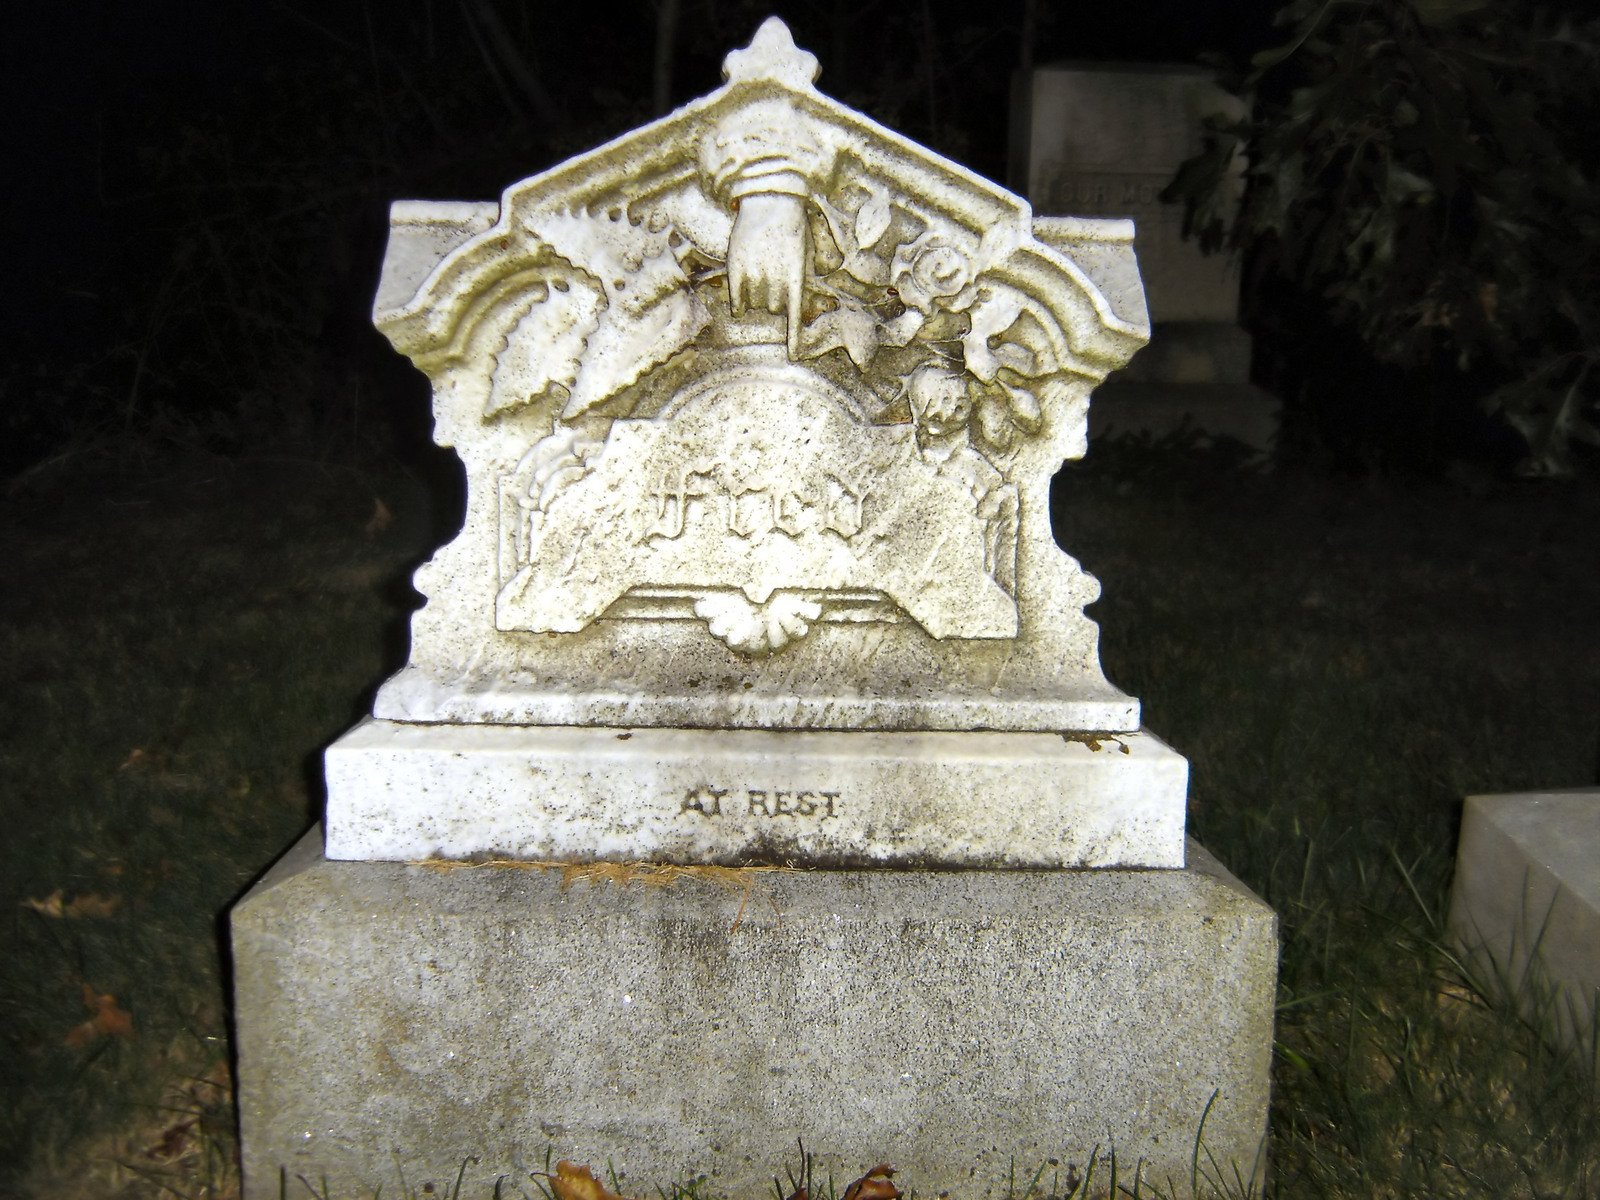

680,786,841,819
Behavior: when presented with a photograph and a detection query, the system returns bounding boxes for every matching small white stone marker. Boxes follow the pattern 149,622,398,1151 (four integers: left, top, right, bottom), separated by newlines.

325,17,1187,868
1449,788,1600,1056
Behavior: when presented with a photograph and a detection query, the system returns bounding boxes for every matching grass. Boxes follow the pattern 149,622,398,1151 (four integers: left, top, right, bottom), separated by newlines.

0,454,434,1199
2,444,1599,1197
1055,444,1600,1196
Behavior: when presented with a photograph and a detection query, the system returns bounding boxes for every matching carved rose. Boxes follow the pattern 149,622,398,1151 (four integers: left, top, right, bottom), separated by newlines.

890,232,975,314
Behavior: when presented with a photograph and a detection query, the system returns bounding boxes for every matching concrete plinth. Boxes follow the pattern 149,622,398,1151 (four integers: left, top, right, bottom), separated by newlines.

233,828,1276,1199
1448,789,1600,1059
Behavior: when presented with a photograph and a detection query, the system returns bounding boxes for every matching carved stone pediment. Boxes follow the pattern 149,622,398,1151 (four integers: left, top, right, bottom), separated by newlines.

371,17,1150,732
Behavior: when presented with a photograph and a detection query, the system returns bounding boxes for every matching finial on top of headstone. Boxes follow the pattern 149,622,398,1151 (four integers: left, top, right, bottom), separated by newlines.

722,16,820,87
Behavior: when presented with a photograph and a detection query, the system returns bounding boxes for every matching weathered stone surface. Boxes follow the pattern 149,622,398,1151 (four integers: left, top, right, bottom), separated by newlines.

234,828,1276,1200
368,19,1150,733
1448,789,1600,1057
324,721,1188,867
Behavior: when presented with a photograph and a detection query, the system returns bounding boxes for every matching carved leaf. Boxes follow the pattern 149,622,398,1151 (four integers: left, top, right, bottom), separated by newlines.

814,195,893,288
530,209,690,316
881,309,925,348
486,278,605,418
998,378,1043,432
562,288,710,419
854,191,893,250
519,208,709,420
992,342,1038,375
525,429,607,511
803,301,881,369
961,286,1025,383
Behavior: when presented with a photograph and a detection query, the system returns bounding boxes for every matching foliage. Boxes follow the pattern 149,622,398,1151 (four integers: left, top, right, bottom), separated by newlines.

1164,0,1600,474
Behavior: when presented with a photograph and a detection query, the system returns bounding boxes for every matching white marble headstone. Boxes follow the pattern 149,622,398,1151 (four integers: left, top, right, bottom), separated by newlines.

325,19,1189,867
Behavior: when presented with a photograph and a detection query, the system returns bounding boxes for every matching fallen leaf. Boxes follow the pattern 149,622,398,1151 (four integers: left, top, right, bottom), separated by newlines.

63,1021,98,1048
119,746,172,772
189,1058,232,1107
145,1117,197,1161
543,1160,631,1200
65,984,135,1047
364,497,394,538
842,1165,899,1200
64,893,122,919
20,889,65,918
22,891,121,919
96,1002,133,1039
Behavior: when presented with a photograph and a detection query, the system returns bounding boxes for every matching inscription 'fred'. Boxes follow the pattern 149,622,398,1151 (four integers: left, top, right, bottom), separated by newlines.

681,786,840,820
643,464,868,544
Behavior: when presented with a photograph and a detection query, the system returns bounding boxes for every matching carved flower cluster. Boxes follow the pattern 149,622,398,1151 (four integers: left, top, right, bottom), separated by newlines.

796,192,1048,455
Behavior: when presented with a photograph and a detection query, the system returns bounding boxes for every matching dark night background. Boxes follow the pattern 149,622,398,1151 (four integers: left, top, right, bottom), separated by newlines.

6,0,1283,478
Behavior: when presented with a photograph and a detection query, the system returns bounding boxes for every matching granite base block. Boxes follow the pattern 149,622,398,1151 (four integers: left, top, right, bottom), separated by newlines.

324,721,1189,868
234,828,1277,1199
1448,789,1600,1058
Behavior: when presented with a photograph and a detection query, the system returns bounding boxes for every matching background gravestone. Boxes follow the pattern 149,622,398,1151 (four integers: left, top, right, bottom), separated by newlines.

1449,789,1600,1061
1012,64,1279,450
232,22,1277,1198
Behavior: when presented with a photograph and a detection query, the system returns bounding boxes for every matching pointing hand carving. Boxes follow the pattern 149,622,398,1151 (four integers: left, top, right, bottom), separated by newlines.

726,191,810,358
